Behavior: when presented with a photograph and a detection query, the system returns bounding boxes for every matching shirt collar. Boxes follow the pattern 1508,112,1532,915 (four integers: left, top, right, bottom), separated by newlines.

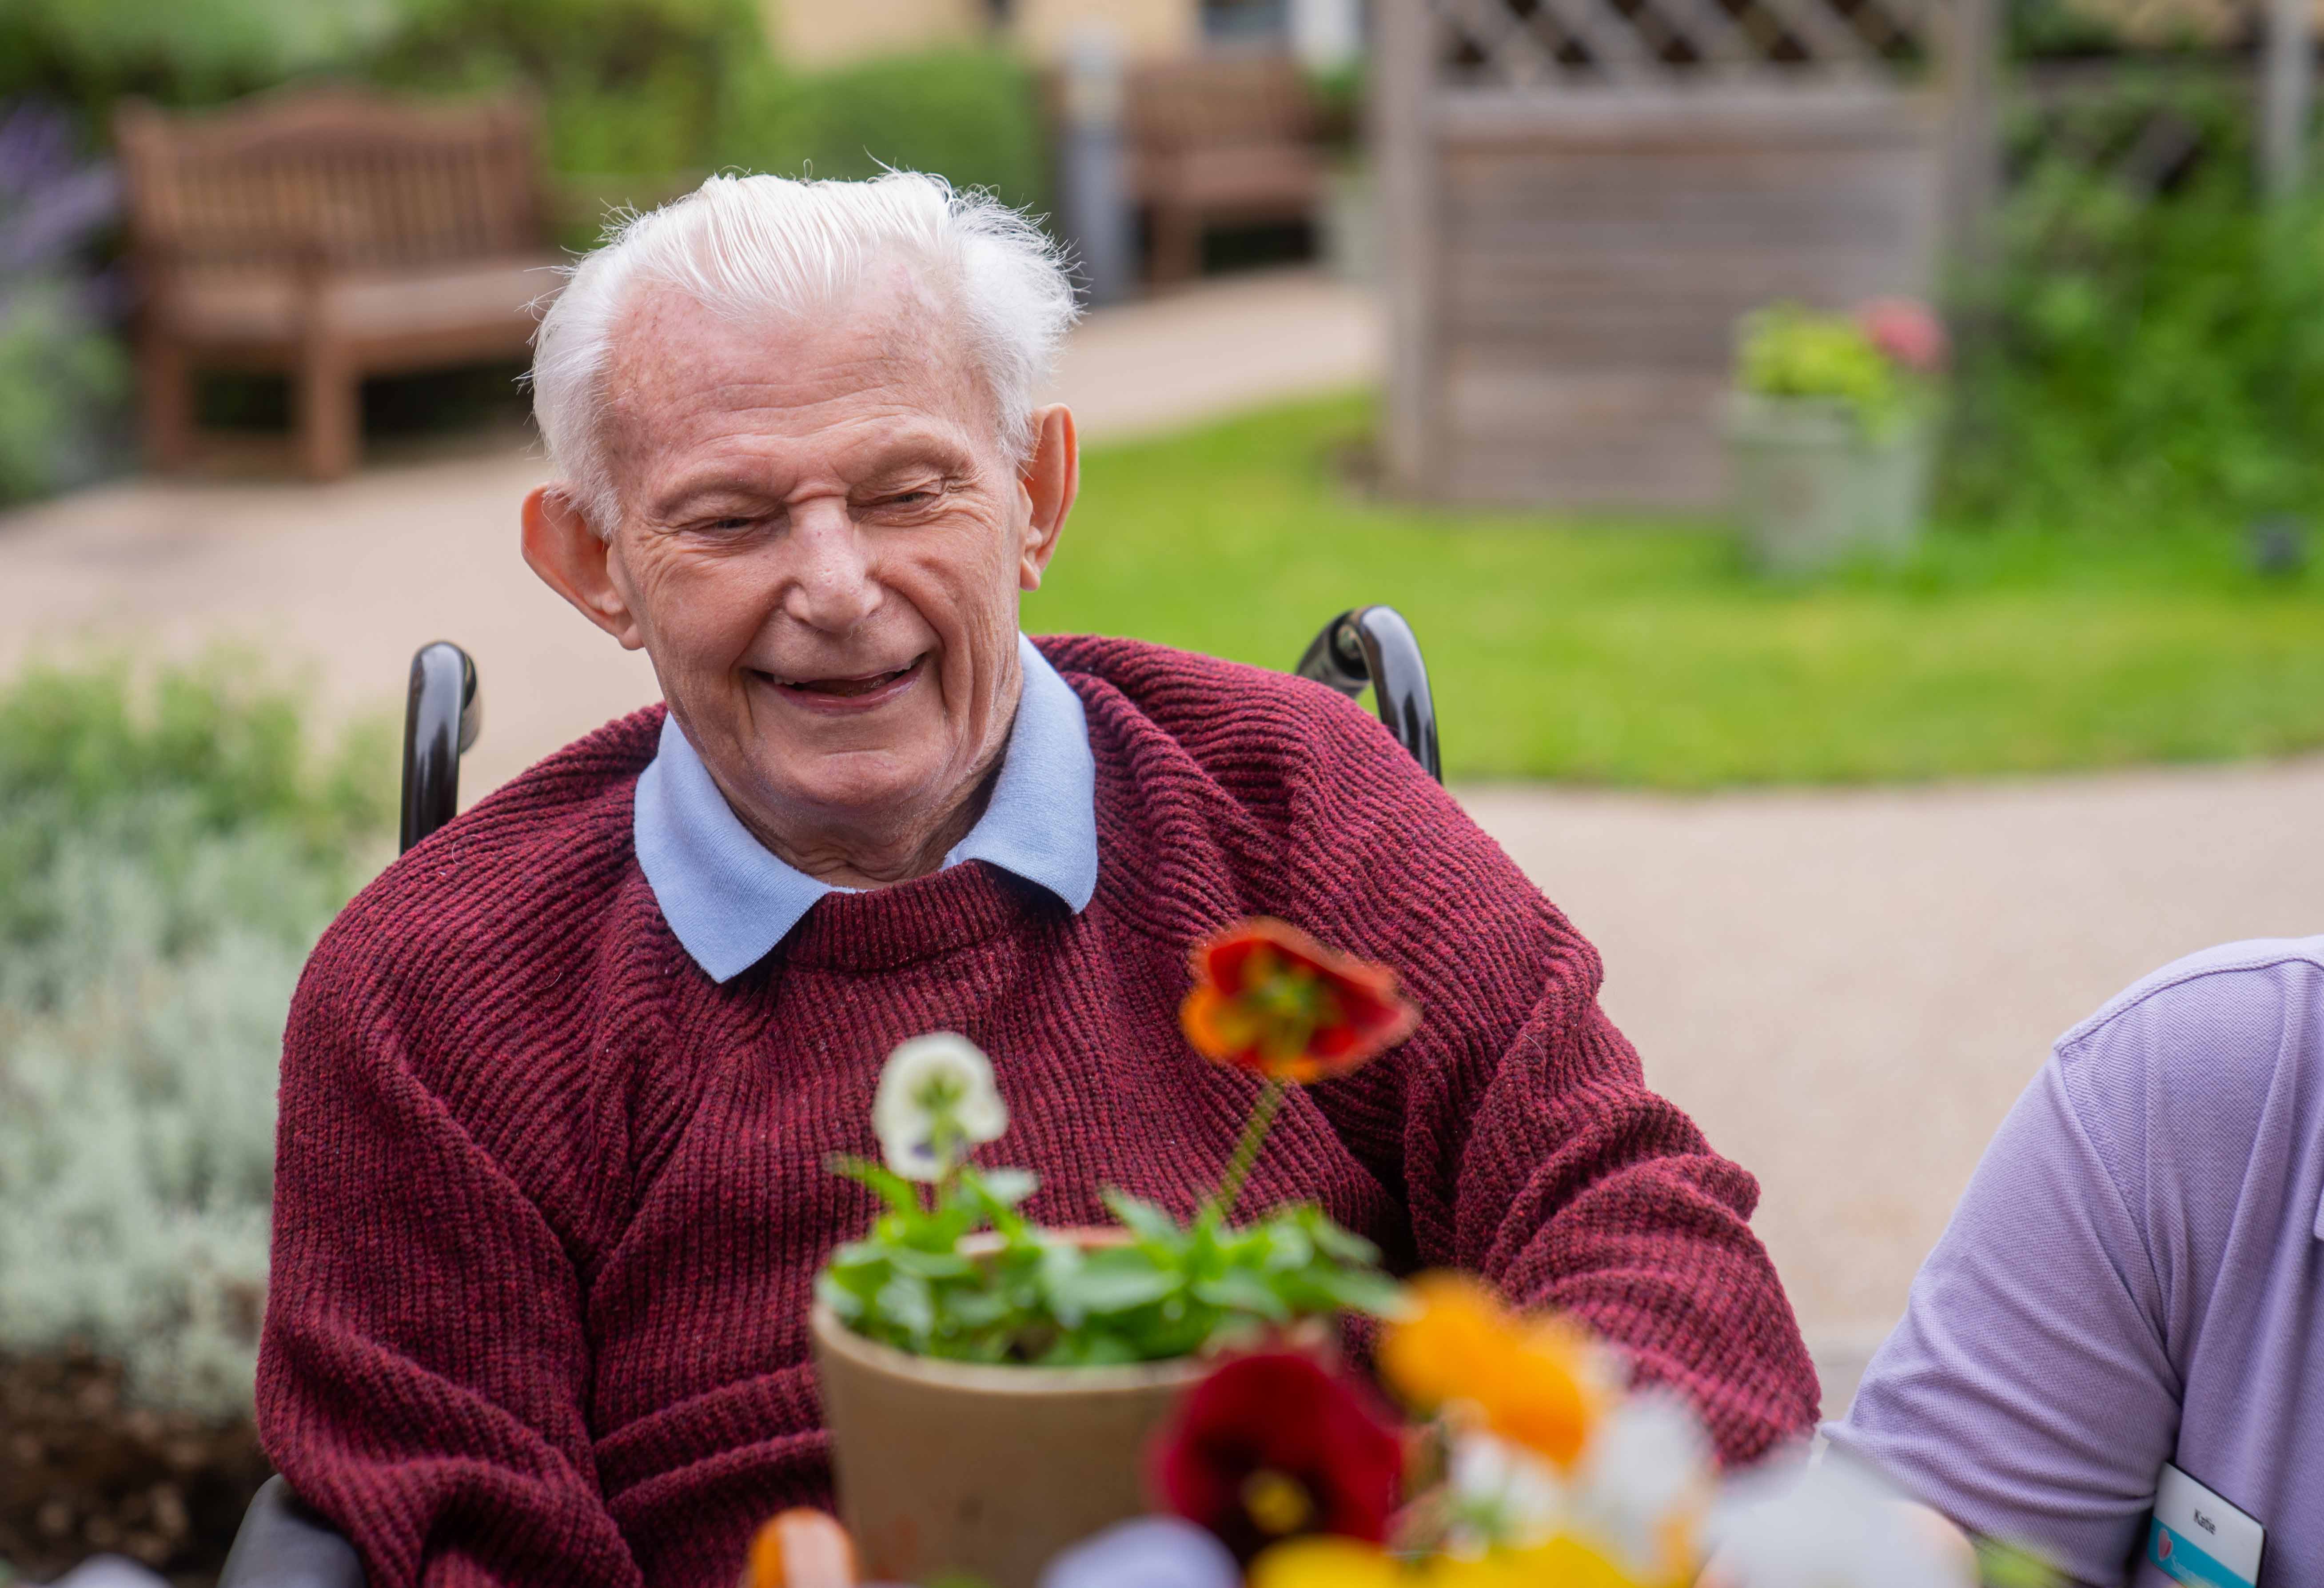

634,634,1098,982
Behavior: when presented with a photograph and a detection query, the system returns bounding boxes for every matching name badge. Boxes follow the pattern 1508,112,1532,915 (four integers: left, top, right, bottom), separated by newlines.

2148,1462,2264,1588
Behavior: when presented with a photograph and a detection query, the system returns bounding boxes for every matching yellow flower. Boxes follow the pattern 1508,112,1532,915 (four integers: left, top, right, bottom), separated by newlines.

1248,1536,1407,1588
1380,1277,1601,1470
1492,1536,1650,1587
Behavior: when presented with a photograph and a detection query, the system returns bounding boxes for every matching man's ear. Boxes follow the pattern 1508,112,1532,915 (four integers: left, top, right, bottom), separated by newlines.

522,485,646,650
1018,403,1078,593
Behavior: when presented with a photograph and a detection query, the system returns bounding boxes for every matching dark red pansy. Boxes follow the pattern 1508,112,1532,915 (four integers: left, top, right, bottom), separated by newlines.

1150,1350,1406,1565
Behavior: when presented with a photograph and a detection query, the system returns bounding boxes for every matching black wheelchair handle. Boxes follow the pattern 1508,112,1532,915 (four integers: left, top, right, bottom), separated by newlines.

218,1476,366,1588
1294,605,1443,783
399,641,481,854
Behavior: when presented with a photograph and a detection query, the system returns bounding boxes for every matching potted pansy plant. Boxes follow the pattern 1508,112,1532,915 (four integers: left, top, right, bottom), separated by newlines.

759,1274,2060,1588
809,918,1419,1588
1722,297,1949,577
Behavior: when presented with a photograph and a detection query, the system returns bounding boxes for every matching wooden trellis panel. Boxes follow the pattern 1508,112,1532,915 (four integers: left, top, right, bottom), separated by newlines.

1379,0,1969,509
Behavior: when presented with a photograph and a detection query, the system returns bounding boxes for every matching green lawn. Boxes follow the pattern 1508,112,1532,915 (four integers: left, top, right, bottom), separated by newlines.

1022,394,2324,787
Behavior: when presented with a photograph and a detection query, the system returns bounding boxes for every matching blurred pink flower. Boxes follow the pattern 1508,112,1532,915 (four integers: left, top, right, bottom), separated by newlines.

1857,298,1949,373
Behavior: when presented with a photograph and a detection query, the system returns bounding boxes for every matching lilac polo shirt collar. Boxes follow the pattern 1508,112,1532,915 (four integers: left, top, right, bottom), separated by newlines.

634,634,1097,982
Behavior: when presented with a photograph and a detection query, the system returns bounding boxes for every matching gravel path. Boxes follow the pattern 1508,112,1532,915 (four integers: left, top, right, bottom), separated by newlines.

1463,765,2324,1405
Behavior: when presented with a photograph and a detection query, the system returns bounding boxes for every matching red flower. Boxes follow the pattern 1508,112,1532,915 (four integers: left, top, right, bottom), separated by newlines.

1857,297,1949,374
1180,919,1418,1083
1150,1351,1406,1565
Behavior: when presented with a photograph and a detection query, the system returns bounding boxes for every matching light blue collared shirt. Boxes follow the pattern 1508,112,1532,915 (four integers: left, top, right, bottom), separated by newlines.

634,634,1098,982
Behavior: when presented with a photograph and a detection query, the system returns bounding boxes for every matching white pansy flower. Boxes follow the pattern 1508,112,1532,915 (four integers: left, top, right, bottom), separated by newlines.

1038,1517,1240,1588
1702,1450,1977,1588
1570,1389,1714,1580
873,1033,1009,1181
1443,1429,1569,1554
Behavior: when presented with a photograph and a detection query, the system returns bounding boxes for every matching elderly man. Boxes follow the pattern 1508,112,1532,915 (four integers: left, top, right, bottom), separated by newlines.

258,173,1817,1587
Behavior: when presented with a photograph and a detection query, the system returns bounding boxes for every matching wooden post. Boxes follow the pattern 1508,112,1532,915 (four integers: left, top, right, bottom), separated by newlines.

1940,0,2001,277
2262,0,2314,200
1375,0,1442,497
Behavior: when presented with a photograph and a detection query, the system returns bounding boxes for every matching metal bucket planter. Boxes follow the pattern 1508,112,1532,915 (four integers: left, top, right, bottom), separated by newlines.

1722,392,1934,575
810,1300,1206,1588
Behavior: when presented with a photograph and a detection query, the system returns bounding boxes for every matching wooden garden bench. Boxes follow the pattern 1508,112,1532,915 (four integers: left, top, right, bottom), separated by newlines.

1125,55,1324,287
115,87,560,481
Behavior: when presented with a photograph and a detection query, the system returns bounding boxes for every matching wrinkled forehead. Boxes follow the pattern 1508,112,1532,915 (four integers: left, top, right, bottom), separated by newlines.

596,263,1004,479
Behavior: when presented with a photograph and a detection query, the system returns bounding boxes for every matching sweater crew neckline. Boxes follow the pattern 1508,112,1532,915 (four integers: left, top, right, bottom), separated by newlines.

778,860,1065,972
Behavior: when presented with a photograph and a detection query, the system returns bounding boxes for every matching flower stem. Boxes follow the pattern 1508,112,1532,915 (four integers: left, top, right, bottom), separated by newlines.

1207,1077,1286,1226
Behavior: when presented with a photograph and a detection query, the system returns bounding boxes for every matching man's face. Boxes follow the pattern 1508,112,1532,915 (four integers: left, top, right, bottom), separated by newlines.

569,275,1059,868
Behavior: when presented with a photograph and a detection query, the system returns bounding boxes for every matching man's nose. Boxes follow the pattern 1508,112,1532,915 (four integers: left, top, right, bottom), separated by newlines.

782,499,881,633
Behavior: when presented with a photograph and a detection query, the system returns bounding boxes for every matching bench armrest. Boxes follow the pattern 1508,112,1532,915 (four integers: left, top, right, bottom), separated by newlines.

219,1476,366,1588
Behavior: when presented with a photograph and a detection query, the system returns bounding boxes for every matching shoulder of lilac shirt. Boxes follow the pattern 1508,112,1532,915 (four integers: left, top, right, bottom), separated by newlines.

1826,935,2324,1588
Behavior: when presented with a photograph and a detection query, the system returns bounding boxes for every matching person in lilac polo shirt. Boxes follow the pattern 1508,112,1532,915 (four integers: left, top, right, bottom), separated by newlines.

1828,937,2324,1586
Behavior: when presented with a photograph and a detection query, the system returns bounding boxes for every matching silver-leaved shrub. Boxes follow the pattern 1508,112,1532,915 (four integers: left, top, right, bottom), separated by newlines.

0,661,387,1420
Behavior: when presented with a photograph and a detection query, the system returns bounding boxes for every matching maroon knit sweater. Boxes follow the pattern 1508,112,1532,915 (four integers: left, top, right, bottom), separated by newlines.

259,634,1816,1588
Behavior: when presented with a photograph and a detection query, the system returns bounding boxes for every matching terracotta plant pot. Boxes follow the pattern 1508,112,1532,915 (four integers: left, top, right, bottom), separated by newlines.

811,1300,1208,1588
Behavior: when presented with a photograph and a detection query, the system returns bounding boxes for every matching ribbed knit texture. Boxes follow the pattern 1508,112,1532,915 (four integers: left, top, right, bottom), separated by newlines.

258,634,1818,1588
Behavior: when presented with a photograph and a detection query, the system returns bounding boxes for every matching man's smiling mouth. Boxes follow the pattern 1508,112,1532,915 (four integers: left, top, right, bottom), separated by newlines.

761,654,928,699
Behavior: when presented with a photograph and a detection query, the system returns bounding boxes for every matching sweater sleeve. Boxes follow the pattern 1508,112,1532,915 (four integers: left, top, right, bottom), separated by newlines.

256,950,642,1588
1391,909,1821,1466
1257,689,1818,1466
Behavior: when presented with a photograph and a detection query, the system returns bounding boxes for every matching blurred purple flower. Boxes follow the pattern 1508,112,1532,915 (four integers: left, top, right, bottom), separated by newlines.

1038,1517,1243,1588
0,101,119,299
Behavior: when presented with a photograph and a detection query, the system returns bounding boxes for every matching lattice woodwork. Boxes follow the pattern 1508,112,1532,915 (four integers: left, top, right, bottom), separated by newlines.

1998,61,2241,257
1427,0,1933,85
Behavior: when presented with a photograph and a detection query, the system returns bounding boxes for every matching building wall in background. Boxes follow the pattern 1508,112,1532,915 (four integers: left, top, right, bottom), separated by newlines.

764,0,989,66
761,0,1355,67
1011,0,1201,60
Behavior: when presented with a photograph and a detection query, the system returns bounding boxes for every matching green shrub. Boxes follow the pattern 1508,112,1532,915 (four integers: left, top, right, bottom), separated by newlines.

1945,73,2324,535
0,279,126,507
376,0,763,179
0,0,400,119
720,48,1053,223
0,658,388,1420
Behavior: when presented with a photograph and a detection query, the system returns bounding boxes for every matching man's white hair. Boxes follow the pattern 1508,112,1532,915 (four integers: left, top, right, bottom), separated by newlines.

530,171,1080,535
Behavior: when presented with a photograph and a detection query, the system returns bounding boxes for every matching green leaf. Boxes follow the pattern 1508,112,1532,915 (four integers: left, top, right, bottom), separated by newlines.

1975,1540,2063,1588
874,1273,935,1339
969,1166,1039,1209
1102,1189,1184,1243
825,1239,890,1274
1260,1221,1315,1270
1192,1267,1292,1322
829,1155,924,1218
1052,1252,1181,1315
937,1289,1017,1330
814,1272,865,1319
1310,1268,1412,1319
1037,1330,1145,1367
1297,1208,1382,1267
884,1245,977,1281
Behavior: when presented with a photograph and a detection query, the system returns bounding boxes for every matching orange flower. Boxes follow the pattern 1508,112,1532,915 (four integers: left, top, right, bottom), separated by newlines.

1181,918,1419,1083
1380,1276,1602,1469
741,1509,856,1588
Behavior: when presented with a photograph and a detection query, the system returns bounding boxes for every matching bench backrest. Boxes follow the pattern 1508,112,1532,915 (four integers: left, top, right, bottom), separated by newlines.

1125,55,1319,153
115,87,546,270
